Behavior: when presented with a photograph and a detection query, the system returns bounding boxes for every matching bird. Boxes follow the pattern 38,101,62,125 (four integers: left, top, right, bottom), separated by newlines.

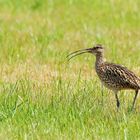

67,44,140,110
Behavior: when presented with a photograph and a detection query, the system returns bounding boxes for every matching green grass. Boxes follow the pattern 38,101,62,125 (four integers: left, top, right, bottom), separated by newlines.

0,0,140,139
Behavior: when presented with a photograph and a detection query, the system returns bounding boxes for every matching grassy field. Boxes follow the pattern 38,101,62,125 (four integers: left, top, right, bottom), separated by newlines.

0,0,140,139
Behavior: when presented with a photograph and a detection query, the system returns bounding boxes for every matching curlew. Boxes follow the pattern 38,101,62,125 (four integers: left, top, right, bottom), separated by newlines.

67,44,140,109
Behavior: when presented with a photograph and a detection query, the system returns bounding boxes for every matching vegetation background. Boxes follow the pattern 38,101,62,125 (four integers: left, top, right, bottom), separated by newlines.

0,0,140,139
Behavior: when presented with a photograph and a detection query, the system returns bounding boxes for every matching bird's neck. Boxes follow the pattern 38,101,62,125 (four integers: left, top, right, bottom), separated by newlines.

95,53,105,68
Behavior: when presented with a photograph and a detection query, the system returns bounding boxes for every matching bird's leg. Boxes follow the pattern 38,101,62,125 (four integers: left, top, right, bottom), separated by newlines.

114,91,120,108
101,82,104,105
131,90,138,110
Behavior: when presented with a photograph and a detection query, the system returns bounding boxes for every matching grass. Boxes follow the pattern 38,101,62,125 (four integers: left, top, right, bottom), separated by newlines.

0,0,139,139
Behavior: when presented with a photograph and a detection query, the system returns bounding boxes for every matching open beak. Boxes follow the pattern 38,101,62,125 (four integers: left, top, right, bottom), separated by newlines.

66,48,93,61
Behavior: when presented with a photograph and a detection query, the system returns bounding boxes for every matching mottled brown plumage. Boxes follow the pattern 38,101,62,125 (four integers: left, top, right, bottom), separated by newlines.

67,44,140,109
96,63,140,91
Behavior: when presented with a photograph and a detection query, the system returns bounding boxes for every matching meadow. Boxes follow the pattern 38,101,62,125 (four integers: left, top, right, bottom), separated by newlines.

0,0,140,139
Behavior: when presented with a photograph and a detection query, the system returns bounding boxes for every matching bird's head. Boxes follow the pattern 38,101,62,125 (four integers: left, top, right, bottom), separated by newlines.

90,44,104,55
67,44,104,61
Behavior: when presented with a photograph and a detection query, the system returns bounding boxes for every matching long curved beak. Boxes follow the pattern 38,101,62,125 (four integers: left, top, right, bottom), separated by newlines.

66,48,93,61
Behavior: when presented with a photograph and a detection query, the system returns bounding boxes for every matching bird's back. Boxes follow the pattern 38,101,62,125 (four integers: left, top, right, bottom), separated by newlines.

96,62,140,91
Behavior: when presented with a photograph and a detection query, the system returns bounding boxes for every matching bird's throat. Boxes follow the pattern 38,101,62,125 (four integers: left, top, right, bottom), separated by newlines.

95,53,104,68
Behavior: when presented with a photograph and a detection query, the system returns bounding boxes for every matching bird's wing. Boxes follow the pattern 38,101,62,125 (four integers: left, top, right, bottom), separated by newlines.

103,63,140,89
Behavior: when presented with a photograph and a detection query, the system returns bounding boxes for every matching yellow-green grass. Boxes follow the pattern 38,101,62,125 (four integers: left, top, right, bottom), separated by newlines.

0,0,140,139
